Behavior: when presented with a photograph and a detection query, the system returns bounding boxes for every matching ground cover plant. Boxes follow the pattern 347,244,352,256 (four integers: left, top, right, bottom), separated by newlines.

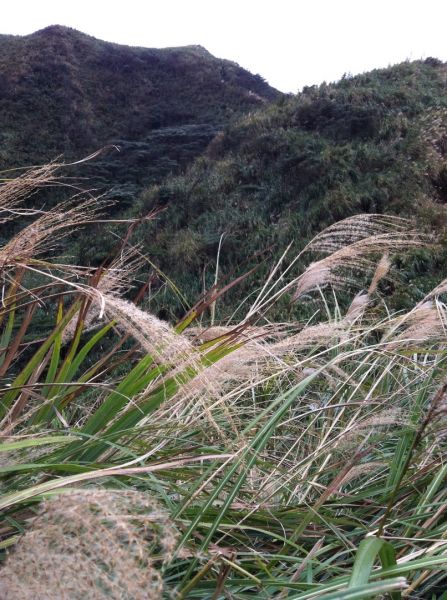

0,163,446,598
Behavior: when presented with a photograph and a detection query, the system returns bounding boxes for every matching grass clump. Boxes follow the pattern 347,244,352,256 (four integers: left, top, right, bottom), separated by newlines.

0,164,446,598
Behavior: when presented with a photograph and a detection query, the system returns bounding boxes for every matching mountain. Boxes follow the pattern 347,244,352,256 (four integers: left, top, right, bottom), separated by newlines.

2,29,447,312
133,59,447,306
0,25,280,204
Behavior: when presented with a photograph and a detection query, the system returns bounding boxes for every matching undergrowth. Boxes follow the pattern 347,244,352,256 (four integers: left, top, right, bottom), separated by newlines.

0,163,446,599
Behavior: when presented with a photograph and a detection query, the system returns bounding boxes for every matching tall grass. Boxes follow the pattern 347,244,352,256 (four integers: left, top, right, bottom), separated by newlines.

0,164,446,599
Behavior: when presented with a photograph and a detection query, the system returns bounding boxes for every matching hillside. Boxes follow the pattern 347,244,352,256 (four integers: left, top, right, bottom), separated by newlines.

134,59,447,307
0,25,280,204
2,31,447,311
1,34,447,597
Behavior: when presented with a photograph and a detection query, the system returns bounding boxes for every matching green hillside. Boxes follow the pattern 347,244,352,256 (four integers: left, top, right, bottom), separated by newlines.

2,30,447,311
2,36,447,600
134,58,447,307
0,25,280,204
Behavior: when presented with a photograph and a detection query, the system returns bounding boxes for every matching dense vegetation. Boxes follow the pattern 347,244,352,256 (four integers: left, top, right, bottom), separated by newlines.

2,30,446,312
0,166,446,599
1,31,447,598
0,25,279,203
133,59,447,310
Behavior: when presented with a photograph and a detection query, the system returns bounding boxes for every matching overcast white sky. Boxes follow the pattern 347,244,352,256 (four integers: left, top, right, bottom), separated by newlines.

3,0,447,92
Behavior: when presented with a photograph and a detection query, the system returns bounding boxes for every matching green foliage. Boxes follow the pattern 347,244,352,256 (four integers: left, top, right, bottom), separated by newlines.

0,25,279,206
133,60,447,309
2,51,447,598
1,165,447,597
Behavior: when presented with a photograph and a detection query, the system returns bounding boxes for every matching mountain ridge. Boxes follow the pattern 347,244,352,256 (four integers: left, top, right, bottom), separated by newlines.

0,26,280,201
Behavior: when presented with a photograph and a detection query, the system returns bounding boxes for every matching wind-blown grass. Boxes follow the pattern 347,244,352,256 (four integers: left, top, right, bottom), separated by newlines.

0,165,446,598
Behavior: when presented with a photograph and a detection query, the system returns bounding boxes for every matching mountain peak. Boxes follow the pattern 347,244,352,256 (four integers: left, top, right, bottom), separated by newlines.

30,24,82,38
0,25,280,190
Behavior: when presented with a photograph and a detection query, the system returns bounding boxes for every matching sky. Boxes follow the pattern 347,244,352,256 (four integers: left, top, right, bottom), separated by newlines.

2,0,447,93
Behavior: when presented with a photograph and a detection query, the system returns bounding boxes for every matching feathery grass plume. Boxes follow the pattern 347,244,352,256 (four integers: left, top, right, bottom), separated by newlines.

0,489,177,600
368,252,391,294
244,215,421,317
199,341,269,391
290,215,419,303
271,321,348,352
293,230,424,301
176,320,345,411
97,247,145,296
0,150,109,225
0,195,105,270
423,277,447,300
162,324,292,442
386,300,447,347
303,214,410,255
337,461,387,488
62,246,145,342
187,325,238,344
0,161,62,223
334,409,405,450
186,323,290,349
101,295,196,366
344,291,369,323
173,325,281,402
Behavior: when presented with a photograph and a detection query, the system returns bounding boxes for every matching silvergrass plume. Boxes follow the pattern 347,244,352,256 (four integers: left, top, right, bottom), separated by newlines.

0,489,177,600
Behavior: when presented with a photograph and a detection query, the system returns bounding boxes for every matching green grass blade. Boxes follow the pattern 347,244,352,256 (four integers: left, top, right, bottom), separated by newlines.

176,371,320,588
379,541,400,600
0,453,233,511
348,537,384,587
290,578,407,600
0,303,16,368
0,435,78,452
0,302,81,419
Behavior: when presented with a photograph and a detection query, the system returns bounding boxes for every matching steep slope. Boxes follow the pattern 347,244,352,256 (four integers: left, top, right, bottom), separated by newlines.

0,25,280,203
135,59,447,303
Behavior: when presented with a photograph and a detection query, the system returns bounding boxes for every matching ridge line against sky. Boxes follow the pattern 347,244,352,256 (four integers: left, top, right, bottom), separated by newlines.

3,0,447,92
